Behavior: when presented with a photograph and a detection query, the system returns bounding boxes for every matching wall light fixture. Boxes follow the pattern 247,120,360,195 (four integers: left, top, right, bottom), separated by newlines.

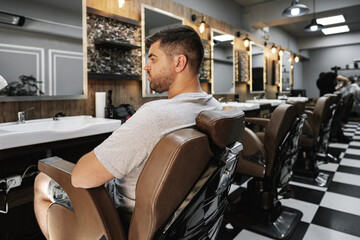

243,34,251,48
0,11,25,26
271,44,277,54
191,15,209,34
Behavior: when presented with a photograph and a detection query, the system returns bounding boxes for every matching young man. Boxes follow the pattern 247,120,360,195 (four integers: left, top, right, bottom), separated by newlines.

34,25,222,238
316,72,349,96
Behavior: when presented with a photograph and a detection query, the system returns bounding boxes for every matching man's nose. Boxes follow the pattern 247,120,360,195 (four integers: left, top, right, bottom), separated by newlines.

144,63,150,71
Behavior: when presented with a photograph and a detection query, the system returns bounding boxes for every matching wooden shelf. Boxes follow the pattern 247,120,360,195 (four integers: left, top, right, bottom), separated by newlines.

200,79,210,83
88,72,141,81
87,7,140,26
213,58,233,64
94,39,141,50
336,68,360,71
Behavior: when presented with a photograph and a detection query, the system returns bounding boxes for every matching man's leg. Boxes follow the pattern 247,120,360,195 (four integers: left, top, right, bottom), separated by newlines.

34,172,52,239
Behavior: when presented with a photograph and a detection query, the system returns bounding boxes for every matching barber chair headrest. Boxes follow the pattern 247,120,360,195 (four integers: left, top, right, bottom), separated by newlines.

324,93,340,105
196,107,245,149
288,101,305,115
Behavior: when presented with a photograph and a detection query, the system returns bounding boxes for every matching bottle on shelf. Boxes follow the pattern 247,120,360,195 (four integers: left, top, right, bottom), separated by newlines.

105,90,115,119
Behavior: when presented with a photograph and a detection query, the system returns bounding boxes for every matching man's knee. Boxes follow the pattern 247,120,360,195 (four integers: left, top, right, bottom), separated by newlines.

34,172,51,199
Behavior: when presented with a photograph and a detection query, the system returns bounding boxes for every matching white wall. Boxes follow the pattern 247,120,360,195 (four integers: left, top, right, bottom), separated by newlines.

303,44,360,98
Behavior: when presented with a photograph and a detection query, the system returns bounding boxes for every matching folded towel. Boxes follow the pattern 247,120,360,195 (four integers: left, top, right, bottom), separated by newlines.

0,75,8,90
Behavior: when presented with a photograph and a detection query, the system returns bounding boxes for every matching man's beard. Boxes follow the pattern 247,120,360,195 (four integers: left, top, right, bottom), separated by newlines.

149,71,174,93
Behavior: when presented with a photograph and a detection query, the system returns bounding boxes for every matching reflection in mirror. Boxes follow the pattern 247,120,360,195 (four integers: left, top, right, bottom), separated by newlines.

211,29,235,94
0,0,85,101
250,44,265,93
281,51,291,93
141,5,183,97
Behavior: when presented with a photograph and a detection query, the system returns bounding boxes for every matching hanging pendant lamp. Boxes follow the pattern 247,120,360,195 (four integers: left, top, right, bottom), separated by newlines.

304,0,324,32
282,0,309,17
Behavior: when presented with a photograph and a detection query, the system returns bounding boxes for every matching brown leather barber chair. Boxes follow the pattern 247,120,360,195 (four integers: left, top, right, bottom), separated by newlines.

340,93,354,124
293,96,335,187
225,104,306,240
37,108,245,240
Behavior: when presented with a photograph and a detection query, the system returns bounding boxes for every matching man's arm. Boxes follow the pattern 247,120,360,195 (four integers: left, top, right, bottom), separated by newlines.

336,75,350,87
71,150,114,188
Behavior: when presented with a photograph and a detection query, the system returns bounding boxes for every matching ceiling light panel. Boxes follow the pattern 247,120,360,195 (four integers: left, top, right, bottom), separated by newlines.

317,15,345,26
213,34,235,42
322,25,350,35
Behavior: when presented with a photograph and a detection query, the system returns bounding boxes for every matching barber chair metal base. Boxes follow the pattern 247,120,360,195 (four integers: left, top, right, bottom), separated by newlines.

227,188,302,240
316,152,339,163
292,149,331,187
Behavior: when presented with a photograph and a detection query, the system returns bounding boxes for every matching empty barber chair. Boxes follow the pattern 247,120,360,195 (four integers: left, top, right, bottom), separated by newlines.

225,104,306,240
340,93,354,124
37,108,245,240
293,96,335,186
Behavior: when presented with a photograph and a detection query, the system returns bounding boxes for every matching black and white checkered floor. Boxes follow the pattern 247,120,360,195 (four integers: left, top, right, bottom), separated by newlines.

219,121,360,240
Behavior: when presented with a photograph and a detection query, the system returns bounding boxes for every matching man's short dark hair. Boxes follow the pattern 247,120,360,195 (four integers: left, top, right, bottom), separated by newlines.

145,25,204,75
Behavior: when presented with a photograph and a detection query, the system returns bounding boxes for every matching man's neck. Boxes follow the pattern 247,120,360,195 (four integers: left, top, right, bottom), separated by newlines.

168,76,202,99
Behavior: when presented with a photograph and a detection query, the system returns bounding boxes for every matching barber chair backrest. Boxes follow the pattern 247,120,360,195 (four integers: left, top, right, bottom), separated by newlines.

263,104,298,179
288,101,305,115
311,96,331,143
316,96,336,153
341,93,354,123
276,113,306,187
130,108,244,240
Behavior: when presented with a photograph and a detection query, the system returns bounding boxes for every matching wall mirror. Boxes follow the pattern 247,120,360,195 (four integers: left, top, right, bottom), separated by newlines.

141,5,183,97
250,43,266,93
211,29,235,95
280,51,292,93
0,0,85,101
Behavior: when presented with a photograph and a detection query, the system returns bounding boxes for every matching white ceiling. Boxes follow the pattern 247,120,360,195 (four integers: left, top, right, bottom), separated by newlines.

233,0,360,39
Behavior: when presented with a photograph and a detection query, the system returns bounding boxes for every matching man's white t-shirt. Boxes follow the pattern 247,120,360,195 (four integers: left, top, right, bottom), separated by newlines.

94,91,222,223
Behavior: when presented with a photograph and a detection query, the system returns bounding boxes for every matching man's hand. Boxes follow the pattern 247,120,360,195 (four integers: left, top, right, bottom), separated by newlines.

71,151,114,188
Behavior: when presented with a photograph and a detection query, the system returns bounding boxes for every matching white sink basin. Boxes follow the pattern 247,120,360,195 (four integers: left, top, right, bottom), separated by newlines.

221,102,260,111
0,116,121,150
246,99,285,107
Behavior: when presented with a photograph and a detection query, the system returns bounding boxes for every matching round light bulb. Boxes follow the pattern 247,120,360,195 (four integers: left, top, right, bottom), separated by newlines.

244,39,249,48
271,47,276,54
291,65,294,69
289,57,292,63
199,23,205,33
279,49,284,56
294,56,300,63
291,8,300,16
118,0,125,8
310,25,318,31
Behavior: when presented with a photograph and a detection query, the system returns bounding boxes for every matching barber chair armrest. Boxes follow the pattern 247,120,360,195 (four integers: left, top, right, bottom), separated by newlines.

236,128,266,178
305,105,315,111
38,157,75,184
38,157,127,240
304,110,313,122
244,117,270,129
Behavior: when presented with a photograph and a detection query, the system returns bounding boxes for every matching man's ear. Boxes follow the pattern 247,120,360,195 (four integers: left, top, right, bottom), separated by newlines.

174,54,188,73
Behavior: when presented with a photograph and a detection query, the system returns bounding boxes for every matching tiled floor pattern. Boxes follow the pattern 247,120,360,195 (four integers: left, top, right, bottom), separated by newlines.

219,121,360,240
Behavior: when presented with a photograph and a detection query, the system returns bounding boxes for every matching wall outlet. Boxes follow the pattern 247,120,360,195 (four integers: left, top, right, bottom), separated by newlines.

6,175,22,190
